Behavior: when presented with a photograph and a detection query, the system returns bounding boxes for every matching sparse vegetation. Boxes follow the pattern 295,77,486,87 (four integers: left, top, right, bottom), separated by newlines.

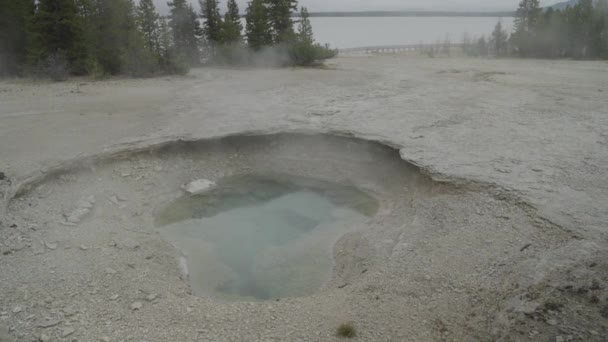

336,322,357,338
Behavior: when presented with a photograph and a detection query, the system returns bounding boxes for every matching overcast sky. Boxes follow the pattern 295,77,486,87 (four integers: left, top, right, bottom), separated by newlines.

154,0,557,14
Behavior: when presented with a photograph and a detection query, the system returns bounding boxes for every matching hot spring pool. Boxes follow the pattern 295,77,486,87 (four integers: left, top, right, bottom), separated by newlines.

156,175,379,300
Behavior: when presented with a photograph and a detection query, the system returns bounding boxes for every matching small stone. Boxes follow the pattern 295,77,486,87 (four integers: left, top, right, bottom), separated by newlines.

146,294,158,302
39,333,51,342
100,336,110,342
546,318,558,326
109,294,119,301
181,179,216,195
105,268,117,275
62,307,77,316
121,239,140,250
555,336,565,342
130,302,143,310
61,327,75,337
77,197,94,209
67,207,91,223
79,245,88,251
514,301,539,315
12,306,22,313
154,166,163,172
45,242,57,250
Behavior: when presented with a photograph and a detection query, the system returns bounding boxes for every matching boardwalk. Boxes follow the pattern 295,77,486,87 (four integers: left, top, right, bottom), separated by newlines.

339,43,463,54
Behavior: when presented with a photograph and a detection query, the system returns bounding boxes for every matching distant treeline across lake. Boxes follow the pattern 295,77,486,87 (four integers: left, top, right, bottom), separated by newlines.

304,11,516,17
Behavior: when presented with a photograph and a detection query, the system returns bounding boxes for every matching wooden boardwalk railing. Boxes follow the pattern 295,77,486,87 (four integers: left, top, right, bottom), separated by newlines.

339,43,464,54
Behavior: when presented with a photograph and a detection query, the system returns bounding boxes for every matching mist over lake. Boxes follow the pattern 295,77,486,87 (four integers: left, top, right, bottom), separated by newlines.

309,16,515,48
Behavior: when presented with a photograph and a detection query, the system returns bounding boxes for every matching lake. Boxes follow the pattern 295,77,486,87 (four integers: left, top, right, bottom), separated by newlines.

309,17,514,49
206,16,514,50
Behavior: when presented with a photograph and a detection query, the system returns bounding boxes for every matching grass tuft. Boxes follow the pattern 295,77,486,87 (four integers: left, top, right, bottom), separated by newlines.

336,322,356,338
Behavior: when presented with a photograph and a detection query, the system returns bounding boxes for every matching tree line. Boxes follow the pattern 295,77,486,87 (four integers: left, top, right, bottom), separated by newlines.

462,0,608,59
0,0,336,79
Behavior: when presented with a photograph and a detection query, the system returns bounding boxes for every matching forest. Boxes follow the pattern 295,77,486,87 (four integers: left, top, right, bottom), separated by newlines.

0,0,336,79
464,0,608,59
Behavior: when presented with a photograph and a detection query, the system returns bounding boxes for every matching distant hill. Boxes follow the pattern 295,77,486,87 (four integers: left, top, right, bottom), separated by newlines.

550,0,579,10
549,0,599,10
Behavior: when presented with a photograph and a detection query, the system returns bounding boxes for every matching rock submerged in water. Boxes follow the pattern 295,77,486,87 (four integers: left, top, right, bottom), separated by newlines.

181,179,216,195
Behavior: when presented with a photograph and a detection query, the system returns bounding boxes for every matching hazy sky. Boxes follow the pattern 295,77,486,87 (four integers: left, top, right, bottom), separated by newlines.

154,0,557,14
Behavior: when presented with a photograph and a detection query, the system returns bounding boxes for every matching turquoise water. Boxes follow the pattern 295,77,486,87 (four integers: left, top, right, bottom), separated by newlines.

156,175,378,300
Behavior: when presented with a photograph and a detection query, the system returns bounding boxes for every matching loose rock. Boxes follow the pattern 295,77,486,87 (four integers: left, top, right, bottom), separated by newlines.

61,327,75,337
181,179,216,195
130,302,143,310
65,196,96,224
44,241,57,250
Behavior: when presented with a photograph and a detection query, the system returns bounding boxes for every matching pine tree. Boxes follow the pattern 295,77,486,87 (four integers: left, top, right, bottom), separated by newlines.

222,0,243,43
0,0,34,75
200,0,223,45
441,35,451,55
491,21,509,56
288,6,335,66
168,0,201,65
594,0,608,58
245,0,272,51
512,0,542,56
462,33,472,55
29,0,88,74
137,0,162,55
266,0,297,44
84,0,149,75
297,6,313,44
477,35,488,56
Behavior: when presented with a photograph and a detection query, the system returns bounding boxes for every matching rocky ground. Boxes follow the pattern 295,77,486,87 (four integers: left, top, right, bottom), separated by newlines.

0,55,607,341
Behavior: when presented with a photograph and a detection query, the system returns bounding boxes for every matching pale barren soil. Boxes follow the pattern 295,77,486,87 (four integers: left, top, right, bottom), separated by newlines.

0,56,607,342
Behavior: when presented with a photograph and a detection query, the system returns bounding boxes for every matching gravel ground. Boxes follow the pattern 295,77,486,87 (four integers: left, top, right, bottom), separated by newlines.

0,55,607,341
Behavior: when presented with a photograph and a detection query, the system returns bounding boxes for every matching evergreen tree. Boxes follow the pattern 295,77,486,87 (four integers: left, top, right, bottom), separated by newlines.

512,0,542,56
288,6,336,66
0,0,34,75
200,0,223,45
28,0,89,74
85,0,150,75
266,0,297,43
462,33,472,55
297,6,313,44
168,0,201,65
477,35,488,56
245,0,272,51
594,0,608,58
491,20,509,56
137,0,162,55
441,35,451,55
222,0,243,43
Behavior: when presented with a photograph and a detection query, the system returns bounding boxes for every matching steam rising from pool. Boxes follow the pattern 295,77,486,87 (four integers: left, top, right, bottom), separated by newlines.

156,175,378,300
